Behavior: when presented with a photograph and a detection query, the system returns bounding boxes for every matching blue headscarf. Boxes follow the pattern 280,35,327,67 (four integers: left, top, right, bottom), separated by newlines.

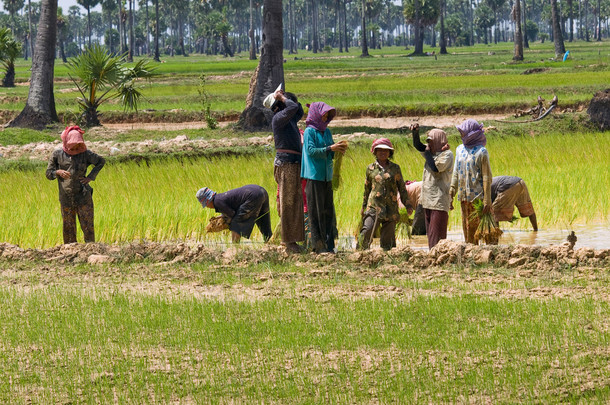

196,187,216,207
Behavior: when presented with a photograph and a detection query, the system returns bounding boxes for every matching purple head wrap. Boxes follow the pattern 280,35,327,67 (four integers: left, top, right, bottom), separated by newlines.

305,102,336,132
456,119,486,148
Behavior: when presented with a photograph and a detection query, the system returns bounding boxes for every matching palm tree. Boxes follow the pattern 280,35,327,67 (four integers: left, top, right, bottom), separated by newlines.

8,0,59,129
77,0,100,46
67,44,157,127
551,0,565,58
0,28,22,87
238,0,283,130
512,0,523,61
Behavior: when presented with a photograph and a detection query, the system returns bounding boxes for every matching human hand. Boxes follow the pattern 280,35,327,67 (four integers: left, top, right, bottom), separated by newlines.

483,204,491,214
331,140,348,153
407,207,414,216
56,170,71,179
80,177,91,185
409,123,419,135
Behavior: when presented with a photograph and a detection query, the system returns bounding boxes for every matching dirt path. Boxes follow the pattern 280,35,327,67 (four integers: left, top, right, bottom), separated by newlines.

102,114,511,131
0,114,511,161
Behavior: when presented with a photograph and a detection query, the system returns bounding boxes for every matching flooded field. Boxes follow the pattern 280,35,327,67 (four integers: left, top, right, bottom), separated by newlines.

338,223,610,251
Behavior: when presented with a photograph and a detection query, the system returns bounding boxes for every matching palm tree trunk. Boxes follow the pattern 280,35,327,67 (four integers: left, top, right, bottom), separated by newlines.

28,0,34,58
239,0,284,130
440,0,447,54
551,0,566,57
512,0,523,60
360,0,369,56
249,0,256,59
154,0,160,61
8,0,58,129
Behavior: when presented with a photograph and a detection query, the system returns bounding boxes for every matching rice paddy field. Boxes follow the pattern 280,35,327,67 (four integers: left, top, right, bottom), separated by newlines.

1,41,610,403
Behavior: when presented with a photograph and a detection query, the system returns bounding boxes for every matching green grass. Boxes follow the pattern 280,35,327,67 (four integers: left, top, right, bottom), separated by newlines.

1,41,609,119
1,259,610,403
1,120,608,248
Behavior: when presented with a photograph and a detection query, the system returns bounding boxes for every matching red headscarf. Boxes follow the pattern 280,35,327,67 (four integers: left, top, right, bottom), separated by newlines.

61,125,87,155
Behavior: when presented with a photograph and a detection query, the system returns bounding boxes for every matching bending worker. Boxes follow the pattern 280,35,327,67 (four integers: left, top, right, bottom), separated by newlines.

491,176,538,231
197,185,273,243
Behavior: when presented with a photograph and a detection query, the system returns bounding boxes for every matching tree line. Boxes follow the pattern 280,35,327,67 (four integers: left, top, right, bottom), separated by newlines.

1,0,609,62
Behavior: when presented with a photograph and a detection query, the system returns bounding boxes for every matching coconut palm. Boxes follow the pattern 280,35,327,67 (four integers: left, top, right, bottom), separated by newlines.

67,44,157,127
0,27,22,87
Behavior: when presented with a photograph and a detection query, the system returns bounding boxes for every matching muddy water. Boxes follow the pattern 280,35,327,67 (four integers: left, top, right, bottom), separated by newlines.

339,223,610,251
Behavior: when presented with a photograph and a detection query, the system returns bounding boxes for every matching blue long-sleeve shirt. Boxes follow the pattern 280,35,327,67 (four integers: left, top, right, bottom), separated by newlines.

300,126,335,181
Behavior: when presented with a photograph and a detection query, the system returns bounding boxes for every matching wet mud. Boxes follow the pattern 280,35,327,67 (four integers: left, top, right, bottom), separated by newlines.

0,239,607,271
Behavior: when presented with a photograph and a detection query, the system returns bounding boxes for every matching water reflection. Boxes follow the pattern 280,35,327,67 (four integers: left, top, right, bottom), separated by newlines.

339,223,610,251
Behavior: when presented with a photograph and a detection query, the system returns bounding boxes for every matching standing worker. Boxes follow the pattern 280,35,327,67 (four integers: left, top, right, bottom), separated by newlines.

301,102,347,254
450,119,492,244
263,85,305,253
46,125,105,244
410,124,454,248
491,176,538,230
358,138,412,250
196,185,273,243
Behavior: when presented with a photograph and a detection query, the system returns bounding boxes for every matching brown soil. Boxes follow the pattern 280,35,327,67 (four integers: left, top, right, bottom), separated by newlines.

1,240,608,302
0,115,509,161
0,239,607,270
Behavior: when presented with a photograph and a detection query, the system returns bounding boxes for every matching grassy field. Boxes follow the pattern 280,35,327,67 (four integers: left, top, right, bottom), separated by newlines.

2,257,610,403
0,115,608,248
1,41,608,120
1,41,610,403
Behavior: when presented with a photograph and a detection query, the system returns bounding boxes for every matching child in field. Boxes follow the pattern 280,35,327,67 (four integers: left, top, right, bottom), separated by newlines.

46,125,105,244
358,138,412,251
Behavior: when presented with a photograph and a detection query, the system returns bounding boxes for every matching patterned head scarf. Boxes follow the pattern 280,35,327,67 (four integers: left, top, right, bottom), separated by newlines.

456,119,486,148
305,102,336,132
61,125,87,155
196,187,216,208
426,129,450,154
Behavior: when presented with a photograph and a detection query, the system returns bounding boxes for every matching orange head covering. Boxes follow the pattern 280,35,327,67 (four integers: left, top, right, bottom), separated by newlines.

61,125,87,155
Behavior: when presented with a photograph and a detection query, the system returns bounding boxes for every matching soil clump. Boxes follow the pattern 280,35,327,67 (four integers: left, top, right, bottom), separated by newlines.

1,240,607,271
587,89,610,130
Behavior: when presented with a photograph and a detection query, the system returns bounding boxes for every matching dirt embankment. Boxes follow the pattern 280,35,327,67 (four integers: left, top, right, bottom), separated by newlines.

0,115,510,162
1,240,607,271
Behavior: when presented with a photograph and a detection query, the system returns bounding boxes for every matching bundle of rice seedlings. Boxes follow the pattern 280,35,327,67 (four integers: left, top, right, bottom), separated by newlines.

470,200,502,244
206,215,229,233
332,150,344,190
396,209,413,240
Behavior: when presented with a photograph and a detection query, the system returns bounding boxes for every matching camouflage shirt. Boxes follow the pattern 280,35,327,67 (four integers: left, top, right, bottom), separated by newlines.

46,149,105,207
361,160,410,222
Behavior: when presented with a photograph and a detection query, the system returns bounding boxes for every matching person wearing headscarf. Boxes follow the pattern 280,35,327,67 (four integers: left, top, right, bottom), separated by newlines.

264,85,305,254
196,185,273,243
491,176,537,232
45,125,105,244
410,124,454,248
358,138,412,250
450,119,492,244
301,102,347,253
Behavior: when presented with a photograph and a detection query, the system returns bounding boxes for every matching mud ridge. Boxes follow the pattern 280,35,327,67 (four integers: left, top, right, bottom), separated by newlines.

0,240,607,270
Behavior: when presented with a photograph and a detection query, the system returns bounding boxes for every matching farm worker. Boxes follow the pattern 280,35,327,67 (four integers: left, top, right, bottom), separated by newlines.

450,119,492,244
491,176,538,230
301,101,347,254
196,185,273,243
45,125,105,244
264,84,305,254
401,181,426,236
357,138,413,250
410,124,454,249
